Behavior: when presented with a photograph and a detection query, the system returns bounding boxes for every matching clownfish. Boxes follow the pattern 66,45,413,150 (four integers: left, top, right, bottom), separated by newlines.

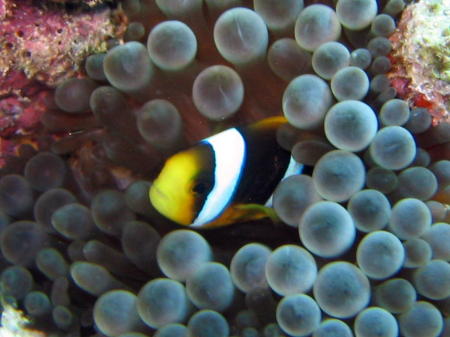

149,116,310,228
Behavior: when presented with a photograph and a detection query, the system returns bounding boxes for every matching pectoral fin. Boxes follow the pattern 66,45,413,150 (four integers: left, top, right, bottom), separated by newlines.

204,203,280,228
235,203,281,223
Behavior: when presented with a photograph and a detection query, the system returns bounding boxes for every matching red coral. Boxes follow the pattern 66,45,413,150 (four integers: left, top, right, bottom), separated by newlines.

0,71,50,137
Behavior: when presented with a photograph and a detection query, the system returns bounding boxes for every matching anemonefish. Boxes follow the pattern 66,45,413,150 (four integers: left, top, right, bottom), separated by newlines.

149,116,310,228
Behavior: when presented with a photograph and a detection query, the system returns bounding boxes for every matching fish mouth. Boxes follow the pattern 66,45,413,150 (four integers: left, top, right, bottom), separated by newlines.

149,183,171,216
150,184,168,201
149,180,192,226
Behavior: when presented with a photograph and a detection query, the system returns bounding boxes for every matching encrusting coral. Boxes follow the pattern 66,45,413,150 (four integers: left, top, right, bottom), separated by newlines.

0,0,127,166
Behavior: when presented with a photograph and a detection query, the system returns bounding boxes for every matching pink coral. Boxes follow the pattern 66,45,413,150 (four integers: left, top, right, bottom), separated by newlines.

0,0,127,86
0,0,127,165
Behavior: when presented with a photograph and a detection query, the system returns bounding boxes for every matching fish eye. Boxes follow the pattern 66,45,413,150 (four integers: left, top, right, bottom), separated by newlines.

191,172,213,195
191,175,213,195
192,182,207,194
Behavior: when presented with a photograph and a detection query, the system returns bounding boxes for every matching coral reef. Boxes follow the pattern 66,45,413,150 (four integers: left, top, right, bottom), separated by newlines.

0,0,127,165
48,0,112,7
388,0,449,125
0,0,449,337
